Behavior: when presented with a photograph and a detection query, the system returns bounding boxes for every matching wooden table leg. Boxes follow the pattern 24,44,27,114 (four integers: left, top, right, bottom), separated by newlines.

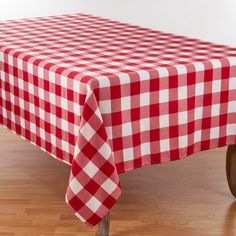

95,212,110,236
226,145,236,198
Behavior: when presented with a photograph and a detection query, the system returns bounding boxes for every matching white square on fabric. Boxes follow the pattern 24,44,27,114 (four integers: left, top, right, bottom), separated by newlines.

2,108,7,118
118,73,130,85
20,117,25,129
179,135,188,148
140,92,150,106
70,178,83,195
86,196,101,212
0,50,3,61
73,80,80,93
50,114,56,126
48,92,55,105
38,108,45,120
227,124,236,135
212,80,221,93
99,100,111,114
101,179,117,194
141,142,151,156
178,111,188,124
176,65,187,75
10,112,15,123
10,93,14,104
138,70,150,81
122,122,132,136
19,98,25,109
121,96,131,111
228,57,236,66
0,70,5,82
194,130,202,142
195,83,204,96
228,101,236,113
27,63,34,74
84,162,99,178
61,119,68,132
48,71,56,83
39,128,46,140
8,55,14,66
61,97,68,109
211,104,220,117
18,79,24,90
38,87,44,99
80,123,96,141
60,77,68,87
1,89,6,100
193,62,205,72
140,118,150,132
157,67,169,78
123,148,134,161
178,86,188,100
210,127,219,139
30,122,36,134
105,126,113,140
50,134,56,146
229,77,236,90
98,143,111,160
194,107,203,120
38,67,44,79
159,114,169,128
28,83,34,94
211,59,221,69
159,89,169,103
9,74,14,86
18,58,23,70
160,139,170,152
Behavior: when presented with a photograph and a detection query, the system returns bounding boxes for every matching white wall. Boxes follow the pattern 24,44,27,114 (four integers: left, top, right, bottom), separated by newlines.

0,0,236,47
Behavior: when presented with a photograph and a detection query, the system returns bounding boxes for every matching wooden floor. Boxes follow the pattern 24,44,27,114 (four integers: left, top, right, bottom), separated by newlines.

0,127,235,236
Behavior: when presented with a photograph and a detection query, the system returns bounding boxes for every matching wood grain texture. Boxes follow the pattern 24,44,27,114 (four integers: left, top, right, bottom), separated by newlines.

226,145,236,198
0,126,235,236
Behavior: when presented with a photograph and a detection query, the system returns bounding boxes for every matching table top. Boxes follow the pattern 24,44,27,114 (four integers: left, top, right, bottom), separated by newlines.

1,13,236,227
0,13,236,79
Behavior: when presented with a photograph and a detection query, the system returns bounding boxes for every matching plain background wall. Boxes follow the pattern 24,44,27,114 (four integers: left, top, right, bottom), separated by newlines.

0,0,235,47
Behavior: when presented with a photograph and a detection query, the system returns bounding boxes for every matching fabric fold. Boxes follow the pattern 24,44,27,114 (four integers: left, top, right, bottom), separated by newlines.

66,84,121,226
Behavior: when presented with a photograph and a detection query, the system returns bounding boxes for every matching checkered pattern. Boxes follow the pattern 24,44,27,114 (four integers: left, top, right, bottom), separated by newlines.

1,13,236,226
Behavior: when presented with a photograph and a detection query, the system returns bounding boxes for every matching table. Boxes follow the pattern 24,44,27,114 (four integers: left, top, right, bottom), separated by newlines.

1,13,236,236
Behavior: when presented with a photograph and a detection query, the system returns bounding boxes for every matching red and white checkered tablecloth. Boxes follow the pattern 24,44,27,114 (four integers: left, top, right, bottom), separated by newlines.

1,13,236,226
